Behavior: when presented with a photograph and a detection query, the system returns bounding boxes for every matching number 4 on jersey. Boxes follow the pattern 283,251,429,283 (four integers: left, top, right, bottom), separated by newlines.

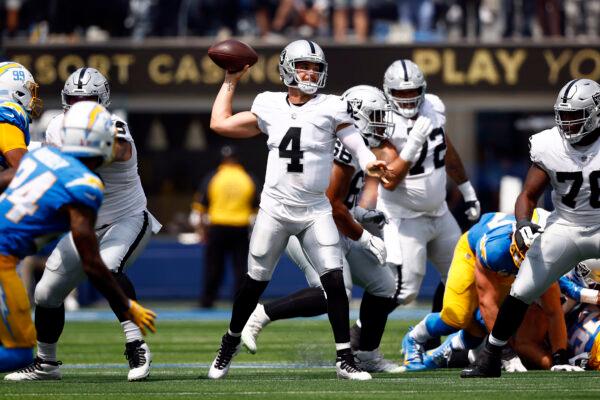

279,127,304,173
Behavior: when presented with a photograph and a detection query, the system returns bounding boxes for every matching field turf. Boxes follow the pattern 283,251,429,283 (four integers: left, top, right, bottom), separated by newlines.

1,318,598,399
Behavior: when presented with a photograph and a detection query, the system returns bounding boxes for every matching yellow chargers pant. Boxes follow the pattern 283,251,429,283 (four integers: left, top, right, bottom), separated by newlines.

0,254,36,348
439,233,482,334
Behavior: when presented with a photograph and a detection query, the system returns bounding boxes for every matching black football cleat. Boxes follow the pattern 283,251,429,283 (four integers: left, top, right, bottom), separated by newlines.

460,346,502,378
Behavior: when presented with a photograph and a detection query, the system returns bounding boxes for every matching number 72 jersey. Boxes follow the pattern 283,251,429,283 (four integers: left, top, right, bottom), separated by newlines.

530,126,600,226
251,91,354,207
0,147,104,259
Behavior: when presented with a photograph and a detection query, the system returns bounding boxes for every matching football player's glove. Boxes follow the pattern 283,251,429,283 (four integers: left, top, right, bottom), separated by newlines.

400,116,433,162
125,300,157,336
357,230,386,265
514,219,544,251
458,181,480,222
550,349,584,372
353,206,388,230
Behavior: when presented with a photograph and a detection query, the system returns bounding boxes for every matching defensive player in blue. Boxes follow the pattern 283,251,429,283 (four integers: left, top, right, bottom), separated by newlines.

1,102,156,379
401,210,550,371
0,62,41,169
559,260,600,370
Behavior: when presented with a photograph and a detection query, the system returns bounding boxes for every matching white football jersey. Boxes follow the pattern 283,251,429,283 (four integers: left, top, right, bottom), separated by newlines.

251,92,355,208
378,93,448,218
45,113,151,229
530,126,600,226
333,139,363,211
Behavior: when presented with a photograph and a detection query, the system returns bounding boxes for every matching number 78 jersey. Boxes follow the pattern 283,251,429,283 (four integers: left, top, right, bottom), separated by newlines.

0,147,104,259
530,126,600,226
251,92,355,207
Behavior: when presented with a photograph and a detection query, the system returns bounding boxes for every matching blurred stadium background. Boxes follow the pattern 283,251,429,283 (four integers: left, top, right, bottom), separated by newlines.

3,0,600,306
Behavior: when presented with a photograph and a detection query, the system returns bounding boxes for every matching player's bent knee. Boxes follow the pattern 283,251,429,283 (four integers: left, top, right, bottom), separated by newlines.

440,307,471,330
34,284,63,308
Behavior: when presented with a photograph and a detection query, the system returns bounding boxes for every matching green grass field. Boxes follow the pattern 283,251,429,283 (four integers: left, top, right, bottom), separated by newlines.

1,319,598,399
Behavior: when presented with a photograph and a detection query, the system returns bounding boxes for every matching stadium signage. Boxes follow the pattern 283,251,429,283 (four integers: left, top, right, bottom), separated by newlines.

6,43,600,96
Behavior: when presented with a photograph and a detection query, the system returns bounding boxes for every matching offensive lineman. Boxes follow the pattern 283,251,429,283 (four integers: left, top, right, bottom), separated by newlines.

3,102,156,380
375,59,481,315
462,79,600,378
11,68,161,381
241,86,403,373
208,40,388,380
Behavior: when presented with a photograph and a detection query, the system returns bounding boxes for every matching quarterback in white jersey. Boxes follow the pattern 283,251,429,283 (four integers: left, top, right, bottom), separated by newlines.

28,68,160,382
241,86,401,374
369,59,480,306
462,79,600,378
207,40,388,381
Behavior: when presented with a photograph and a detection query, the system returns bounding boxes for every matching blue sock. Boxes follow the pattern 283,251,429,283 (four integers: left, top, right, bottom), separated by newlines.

461,330,484,349
425,313,456,337
0,346,33,372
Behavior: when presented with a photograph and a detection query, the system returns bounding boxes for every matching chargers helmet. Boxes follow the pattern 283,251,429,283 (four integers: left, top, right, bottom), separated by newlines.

279,40,327,95
61,67,110,110
341,85,395,147
383,59,426,118
554,79,600,144
0,62,42,118
60,101,114,163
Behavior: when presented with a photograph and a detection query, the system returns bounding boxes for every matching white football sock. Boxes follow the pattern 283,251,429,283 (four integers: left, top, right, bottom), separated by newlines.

410,320,431,343
37,341,57,362
121,320,143,343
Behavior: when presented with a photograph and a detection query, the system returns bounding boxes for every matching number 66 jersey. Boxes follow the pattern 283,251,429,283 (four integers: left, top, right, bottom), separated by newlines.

251,92,354,209
530,126,600,226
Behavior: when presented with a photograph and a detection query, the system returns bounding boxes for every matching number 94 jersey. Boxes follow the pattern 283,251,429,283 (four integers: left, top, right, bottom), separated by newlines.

251,92,354,207
379,94,448,218
0,147,104,259
530,126,600,226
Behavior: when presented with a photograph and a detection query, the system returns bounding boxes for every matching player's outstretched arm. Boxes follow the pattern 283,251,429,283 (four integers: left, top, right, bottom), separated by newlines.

540,283,568,354
515,164,549,221
67,204,157,335
210,66,260,138
336,123,389,180
374,140,410,190
445,136,480,221
474,263,504,331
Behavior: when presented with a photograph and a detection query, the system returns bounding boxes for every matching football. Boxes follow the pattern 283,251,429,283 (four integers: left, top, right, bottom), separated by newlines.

208,39,258,73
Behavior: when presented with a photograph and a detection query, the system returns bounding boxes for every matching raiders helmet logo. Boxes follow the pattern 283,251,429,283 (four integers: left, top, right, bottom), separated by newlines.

593,91,600,107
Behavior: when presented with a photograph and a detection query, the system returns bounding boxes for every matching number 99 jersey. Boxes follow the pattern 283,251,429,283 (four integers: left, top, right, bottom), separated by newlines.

530,126,600,226
251,92,354,208
378,94,448,218
0,147,104,259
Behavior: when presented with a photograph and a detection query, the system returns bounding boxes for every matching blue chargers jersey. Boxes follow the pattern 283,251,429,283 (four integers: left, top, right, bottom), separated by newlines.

568,304,600,355
0,101,30,168
467,212,517,276
560,269,587,303
0,147,104,259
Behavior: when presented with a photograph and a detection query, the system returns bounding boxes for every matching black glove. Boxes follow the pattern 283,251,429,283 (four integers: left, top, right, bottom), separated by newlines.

513,219,544,252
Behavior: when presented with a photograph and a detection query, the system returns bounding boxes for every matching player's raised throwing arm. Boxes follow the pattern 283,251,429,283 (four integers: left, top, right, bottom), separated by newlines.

210,66,261,138
67,204,157,335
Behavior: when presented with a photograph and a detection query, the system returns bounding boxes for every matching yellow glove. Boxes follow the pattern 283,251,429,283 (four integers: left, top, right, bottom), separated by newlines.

125,300,157,335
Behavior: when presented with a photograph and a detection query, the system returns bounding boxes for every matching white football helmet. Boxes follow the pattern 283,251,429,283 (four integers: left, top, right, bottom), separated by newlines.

554,79,600,144
279,40,327,95
0,62,42,118
341,85,394,147
576,259,600,290
61,67,110,110
383,59,426,118
60,101,114,163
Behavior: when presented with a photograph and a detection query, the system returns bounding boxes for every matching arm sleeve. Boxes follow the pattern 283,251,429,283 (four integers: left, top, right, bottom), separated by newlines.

337,125,375,171
559,276,582,302
0,123,26,154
